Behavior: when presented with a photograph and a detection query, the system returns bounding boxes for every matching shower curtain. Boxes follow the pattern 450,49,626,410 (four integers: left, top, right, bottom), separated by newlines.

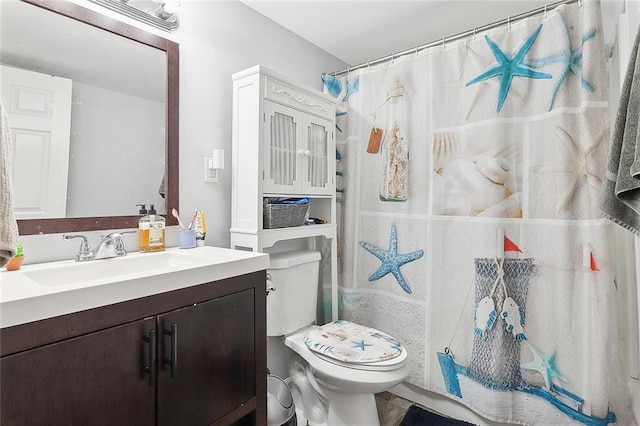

323,1,635,424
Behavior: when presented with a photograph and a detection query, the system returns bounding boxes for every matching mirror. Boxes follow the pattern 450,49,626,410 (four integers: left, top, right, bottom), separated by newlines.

1,0,179,235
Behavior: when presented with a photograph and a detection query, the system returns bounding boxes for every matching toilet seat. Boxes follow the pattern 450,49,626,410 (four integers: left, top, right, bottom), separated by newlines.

304,320,406,369
310,346,408,371
286,329,408,387
303,320,406,370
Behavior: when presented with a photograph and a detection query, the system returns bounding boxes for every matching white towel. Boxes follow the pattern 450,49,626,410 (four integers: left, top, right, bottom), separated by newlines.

599,26,640,235
0,101,18,267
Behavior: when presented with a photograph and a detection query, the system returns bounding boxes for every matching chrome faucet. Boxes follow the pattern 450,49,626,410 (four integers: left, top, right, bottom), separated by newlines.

63,231,137,262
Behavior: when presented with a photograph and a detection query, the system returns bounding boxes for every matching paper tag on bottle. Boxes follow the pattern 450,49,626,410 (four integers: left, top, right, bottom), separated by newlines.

367,127,383,153
149,222,164,246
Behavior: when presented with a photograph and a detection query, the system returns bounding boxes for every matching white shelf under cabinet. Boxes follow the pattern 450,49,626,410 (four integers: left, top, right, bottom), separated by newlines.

231,65,338,320
230,224,336,252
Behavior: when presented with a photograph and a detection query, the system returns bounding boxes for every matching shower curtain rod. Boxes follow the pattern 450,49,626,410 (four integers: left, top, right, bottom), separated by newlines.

330,0,579,76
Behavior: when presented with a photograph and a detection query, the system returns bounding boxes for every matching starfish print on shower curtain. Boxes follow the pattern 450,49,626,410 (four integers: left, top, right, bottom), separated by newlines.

359,223,424,294
530,125,603,215
521,342,568,389
461,42,525,121
524,11,596,110
466,24,552,113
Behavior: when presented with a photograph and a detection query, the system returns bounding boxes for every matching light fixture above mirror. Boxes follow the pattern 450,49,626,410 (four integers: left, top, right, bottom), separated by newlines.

87,0,180,32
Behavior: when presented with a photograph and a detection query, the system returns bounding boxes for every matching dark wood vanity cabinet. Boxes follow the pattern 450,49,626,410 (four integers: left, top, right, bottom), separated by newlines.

1,318,156,425
157,290,256,425
0,271,267,426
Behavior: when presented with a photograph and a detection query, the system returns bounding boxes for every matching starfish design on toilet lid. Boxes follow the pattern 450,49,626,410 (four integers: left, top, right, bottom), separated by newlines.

304,320,403,364
352,340,373,351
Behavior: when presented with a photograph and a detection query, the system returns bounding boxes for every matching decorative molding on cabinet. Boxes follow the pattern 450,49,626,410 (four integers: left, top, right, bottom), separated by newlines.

270,85,330,113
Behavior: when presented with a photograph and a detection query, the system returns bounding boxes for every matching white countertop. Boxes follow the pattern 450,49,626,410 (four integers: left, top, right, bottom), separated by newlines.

0,246,269,328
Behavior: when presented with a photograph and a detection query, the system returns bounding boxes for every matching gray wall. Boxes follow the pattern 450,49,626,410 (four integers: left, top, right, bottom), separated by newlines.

174,0,347,248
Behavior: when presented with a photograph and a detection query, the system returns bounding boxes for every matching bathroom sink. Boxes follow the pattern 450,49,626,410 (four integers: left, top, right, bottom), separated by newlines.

23,251,209,287
1,246,270,329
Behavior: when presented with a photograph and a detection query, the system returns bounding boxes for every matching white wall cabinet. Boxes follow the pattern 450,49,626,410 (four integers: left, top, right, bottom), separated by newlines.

231,65,338,320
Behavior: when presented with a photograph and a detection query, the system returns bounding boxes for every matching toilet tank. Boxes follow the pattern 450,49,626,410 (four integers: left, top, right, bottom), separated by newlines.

267,250,321,337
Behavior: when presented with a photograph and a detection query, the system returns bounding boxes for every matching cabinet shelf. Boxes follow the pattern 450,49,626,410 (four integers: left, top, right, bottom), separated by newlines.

261,223,335,237
231,223,336,250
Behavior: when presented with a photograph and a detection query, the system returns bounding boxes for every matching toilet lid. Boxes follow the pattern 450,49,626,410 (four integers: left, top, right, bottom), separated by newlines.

303,320,404,366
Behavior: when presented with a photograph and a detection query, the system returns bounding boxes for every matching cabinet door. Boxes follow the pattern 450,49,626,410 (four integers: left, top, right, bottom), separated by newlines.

0,318,155,426
156,289,255,426
302,114,334,195
263,101,302,195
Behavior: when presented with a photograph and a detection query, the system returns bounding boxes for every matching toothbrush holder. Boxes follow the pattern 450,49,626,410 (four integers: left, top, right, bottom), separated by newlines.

178,229,197,249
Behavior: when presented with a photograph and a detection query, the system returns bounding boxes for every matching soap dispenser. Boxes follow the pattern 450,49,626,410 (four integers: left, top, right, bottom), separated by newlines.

139,204,166,252
136,204,147,216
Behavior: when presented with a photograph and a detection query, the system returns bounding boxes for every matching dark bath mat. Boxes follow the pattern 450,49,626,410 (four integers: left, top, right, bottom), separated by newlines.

400,404,477,426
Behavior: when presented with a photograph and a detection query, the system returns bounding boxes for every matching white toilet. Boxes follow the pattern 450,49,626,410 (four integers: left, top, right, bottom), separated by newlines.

267,250,409,426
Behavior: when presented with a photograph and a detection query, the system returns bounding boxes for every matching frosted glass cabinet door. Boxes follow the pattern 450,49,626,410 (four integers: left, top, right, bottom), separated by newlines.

303,115,333,195
263,100,334,196
263,101,301,195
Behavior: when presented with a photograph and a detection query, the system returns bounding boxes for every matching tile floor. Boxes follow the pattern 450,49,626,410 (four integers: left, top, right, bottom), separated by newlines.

375,392,414,426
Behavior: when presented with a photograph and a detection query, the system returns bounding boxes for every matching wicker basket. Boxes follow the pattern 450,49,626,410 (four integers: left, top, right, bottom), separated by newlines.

263,203,309,229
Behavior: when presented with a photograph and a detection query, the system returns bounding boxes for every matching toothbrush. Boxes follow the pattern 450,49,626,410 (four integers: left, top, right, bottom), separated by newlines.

188,210,197,230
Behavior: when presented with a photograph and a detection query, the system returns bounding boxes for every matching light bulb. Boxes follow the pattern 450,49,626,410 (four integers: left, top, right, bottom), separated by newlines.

162,0,180,14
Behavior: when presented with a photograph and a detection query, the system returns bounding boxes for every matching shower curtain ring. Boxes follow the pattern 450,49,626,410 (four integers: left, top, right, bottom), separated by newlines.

543,4,548,18
442,36,447,47
367,60,371,69
473,27,477,39
414,46,419,56
507,16,511,29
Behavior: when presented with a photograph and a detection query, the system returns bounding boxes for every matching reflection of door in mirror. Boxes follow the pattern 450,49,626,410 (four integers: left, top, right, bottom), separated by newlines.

1,65,72,220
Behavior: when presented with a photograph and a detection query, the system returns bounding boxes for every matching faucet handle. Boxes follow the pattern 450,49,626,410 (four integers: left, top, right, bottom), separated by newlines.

104,230,137,256
104,230,137,239
63,234,93,261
